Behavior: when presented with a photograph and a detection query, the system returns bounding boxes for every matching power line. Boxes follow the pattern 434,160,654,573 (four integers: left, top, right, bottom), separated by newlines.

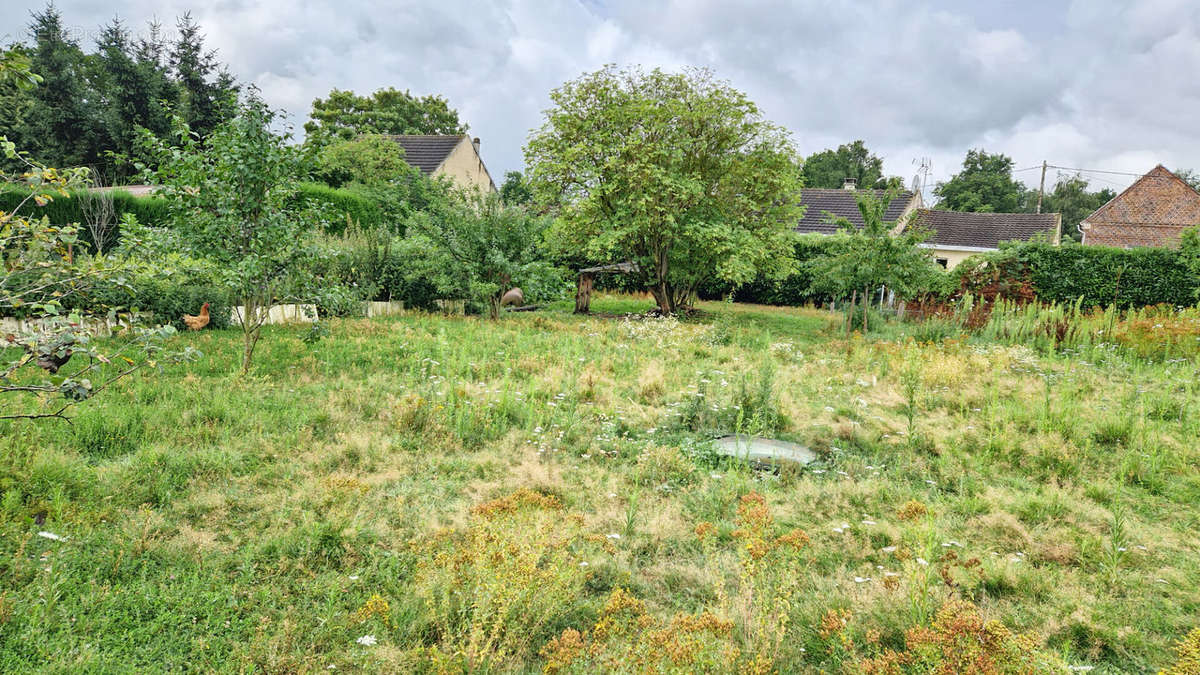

1045,164,1154,177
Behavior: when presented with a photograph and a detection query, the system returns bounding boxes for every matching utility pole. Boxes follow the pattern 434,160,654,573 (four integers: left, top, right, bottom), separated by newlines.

1035,160,1047,214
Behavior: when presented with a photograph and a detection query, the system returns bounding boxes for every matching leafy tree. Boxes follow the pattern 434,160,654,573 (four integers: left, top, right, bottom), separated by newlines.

499,170,532,206
406,191,555,319
526,65,803,315
808,190,939,332
802,140,901,190
304,87,466,146
2,47,189,422
138,95,320,374
317,134,414,188
934,149,1026,213
1027,173,1116,242
315,134,451,228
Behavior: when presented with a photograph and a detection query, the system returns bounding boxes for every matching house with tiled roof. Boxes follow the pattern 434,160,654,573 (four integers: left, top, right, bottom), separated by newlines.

795,181,922,235
1079,165,1200,248
911,209,1061,269
385,134,496,194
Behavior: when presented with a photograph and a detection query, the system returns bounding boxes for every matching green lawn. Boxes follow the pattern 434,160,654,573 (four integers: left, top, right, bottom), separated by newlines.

1,295,1197,672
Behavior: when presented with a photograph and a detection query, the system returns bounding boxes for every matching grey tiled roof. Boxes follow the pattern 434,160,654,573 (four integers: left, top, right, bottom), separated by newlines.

796,189,917,234
383,135,465,175
913,209,1059,248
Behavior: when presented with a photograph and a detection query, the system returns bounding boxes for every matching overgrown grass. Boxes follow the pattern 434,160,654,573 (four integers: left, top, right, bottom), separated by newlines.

1,294,1197,672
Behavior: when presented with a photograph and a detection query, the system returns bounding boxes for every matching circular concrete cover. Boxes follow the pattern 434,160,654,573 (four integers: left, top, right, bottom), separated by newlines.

711,434,817,466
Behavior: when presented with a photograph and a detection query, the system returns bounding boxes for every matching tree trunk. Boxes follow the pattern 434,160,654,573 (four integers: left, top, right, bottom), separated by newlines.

574,273,594,314
862,285,870,333
847,289,857,341
649,283,674,315
241,328,259,376
487,294,501,320
240,297,262,376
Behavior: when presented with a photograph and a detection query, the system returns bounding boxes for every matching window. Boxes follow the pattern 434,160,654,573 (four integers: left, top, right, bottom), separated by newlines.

936,258,949,268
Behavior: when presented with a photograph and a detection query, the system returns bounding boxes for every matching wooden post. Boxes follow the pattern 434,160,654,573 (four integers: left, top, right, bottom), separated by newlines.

574,273,594,314
1036,160,1047,214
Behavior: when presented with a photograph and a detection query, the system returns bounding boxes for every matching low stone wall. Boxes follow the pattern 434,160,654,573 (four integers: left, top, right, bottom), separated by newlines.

363,301,405,317
0,314,150,338
229,304,319,326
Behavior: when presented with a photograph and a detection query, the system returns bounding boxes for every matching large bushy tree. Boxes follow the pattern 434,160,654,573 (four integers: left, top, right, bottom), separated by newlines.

499,170,532,206
526,65,803,314
802,140,901,190
935,149,1025,213
138,95,320,374
406,192,556,319
304,88,466,145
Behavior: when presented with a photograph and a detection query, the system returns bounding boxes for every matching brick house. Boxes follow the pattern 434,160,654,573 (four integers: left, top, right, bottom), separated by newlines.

1079,165,1200,248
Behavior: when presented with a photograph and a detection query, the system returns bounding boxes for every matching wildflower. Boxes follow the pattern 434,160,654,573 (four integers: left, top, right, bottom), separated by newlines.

38,531,68,542
854,576,871,583
897,500,929,521
348,575,359,581
881,546,897,553
916,558,929,566
862,519,877,526
606,533,621,540
355,635,377,646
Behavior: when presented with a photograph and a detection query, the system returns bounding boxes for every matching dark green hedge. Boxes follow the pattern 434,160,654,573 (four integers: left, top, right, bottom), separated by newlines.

972,242,1199,309
0,187,171,250
296,182,385,233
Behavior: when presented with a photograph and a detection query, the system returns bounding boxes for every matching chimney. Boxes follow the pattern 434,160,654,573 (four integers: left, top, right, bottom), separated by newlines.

472,137,481,153
842,177,857,191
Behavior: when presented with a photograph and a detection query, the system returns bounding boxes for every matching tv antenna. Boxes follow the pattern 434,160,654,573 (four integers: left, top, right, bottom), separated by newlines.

911,157,932,200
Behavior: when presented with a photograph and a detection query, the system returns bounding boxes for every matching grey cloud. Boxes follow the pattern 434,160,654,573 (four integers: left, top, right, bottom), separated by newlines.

11,0,1200,191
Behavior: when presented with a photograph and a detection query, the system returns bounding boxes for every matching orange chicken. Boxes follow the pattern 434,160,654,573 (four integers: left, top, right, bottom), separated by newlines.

183,303,211,331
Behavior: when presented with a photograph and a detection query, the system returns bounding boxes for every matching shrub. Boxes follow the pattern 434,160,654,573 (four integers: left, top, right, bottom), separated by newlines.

1162,628,1200,675
309,226,444,313
852,600,1062,673
540,588,756,674
410,489,591,668
61,259,234,330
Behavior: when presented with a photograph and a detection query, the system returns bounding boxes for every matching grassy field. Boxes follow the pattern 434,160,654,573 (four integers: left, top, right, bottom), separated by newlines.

1,294,1198,672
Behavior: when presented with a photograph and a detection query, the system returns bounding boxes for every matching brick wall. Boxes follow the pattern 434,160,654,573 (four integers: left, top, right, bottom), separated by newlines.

1081,165,1200,248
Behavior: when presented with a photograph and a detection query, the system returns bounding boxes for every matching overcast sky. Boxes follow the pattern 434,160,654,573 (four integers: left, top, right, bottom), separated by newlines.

8,0,1200,197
